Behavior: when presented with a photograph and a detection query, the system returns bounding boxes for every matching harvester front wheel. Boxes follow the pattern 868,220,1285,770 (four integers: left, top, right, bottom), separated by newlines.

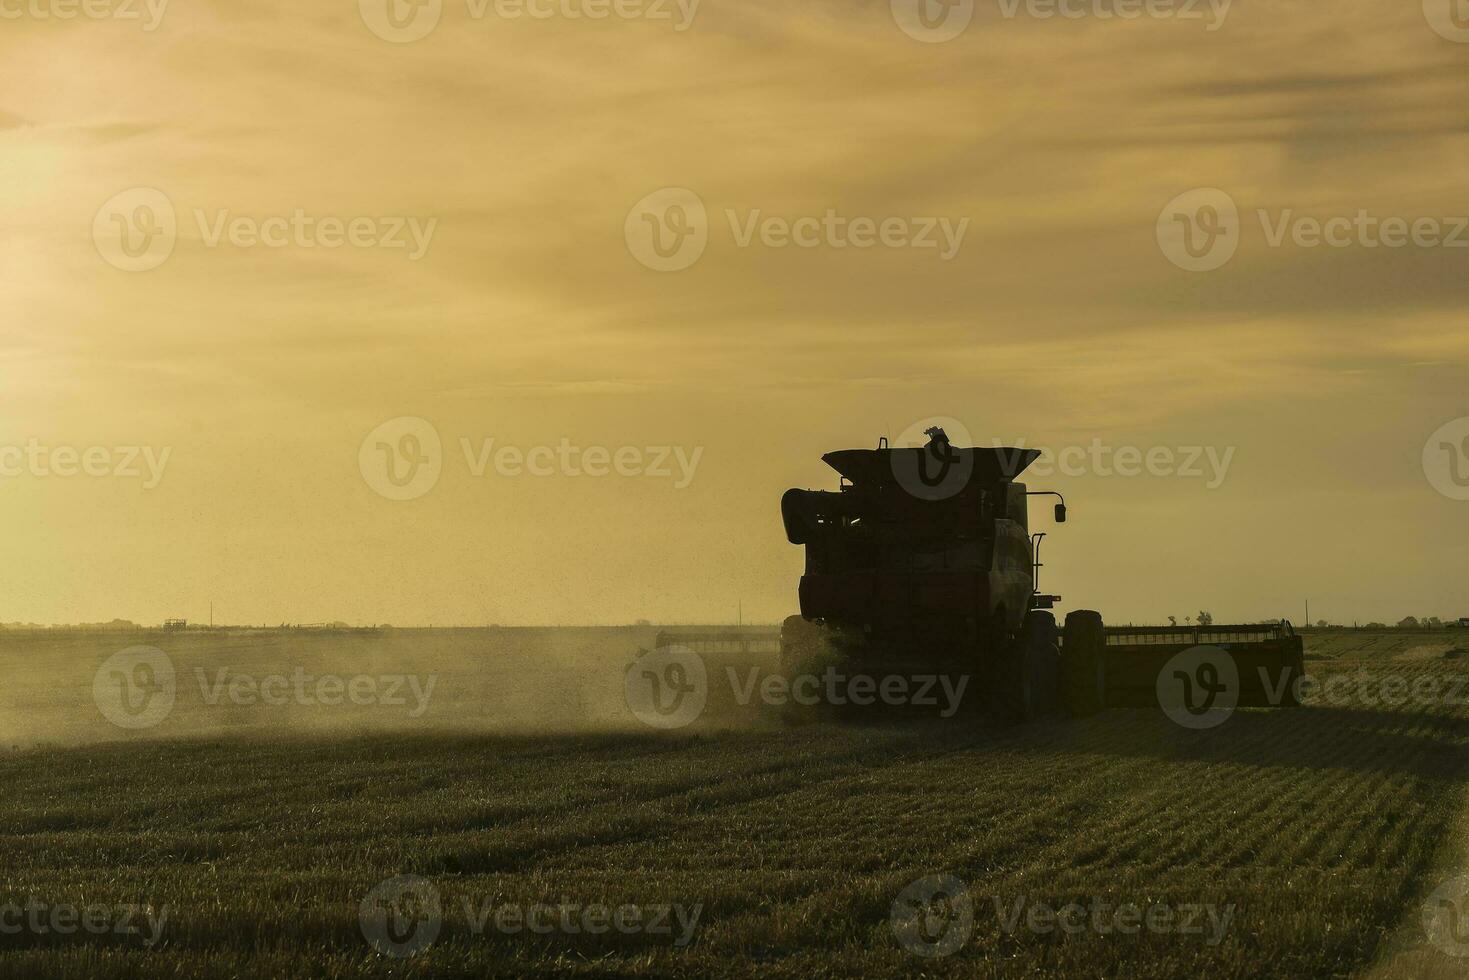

998,613,1057,723
1061,610,1107,717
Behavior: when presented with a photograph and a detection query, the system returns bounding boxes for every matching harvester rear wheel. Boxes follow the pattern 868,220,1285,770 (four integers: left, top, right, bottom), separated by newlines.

1061,610,1107,717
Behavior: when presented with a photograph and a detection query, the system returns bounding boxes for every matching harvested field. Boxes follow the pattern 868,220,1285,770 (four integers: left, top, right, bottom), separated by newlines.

0,629,1466,977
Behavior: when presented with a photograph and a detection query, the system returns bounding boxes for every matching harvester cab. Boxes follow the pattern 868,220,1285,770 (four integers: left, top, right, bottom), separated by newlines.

779,430,1305,721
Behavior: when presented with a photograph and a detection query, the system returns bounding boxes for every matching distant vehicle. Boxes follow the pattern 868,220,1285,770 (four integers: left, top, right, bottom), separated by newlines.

1457,618,1469,628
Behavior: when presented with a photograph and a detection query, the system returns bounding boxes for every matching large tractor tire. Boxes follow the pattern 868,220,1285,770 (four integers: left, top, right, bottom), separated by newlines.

1023,611,1061,715
1061,610,1107,717
998,612,1059,723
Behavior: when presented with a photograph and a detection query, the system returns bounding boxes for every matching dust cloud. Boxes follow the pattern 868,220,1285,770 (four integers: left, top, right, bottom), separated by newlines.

0,626,781,750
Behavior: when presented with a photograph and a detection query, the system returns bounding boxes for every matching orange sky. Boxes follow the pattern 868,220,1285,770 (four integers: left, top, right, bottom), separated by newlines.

2,0,1467,626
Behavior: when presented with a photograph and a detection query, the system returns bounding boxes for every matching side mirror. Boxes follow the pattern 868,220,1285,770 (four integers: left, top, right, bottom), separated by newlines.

1054,503,1067,523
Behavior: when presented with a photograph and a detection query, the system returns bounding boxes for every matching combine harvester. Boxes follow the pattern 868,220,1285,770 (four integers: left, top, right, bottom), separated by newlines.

770,428,1305,720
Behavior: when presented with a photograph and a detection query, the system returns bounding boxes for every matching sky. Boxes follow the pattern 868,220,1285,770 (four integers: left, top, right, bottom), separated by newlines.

2,0,1467,627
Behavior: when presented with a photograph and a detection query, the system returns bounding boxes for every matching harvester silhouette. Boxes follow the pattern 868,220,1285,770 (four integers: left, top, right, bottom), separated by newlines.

776,429,1305,720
